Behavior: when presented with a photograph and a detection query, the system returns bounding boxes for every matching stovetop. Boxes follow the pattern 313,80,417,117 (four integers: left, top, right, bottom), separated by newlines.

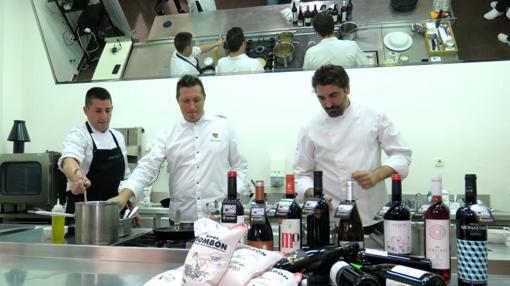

115,231,193,249
245,37,276,71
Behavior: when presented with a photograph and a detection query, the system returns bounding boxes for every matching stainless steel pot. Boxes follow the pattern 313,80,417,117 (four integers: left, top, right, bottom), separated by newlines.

276,31,294,44
75,201,119,245
273,42,295,68
338,22,359,41
118,218,132,238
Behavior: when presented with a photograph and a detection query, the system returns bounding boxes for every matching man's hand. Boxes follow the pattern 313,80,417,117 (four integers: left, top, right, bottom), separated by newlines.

70,172,91,195
107,189,134,211
351,170,378,189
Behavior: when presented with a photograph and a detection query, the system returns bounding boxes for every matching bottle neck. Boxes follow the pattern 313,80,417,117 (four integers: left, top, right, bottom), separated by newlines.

227,176,237,200
430,178,442,203
255,186,265,204
285,176,295,199
346,181,354,201
314,171,323,198
391,179,402,202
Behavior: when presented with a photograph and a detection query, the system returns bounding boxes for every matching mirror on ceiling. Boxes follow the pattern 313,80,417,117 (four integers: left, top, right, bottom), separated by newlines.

32,0,510,83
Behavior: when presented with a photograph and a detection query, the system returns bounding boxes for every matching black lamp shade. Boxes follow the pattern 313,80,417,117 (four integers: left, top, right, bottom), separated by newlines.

7,120,30,153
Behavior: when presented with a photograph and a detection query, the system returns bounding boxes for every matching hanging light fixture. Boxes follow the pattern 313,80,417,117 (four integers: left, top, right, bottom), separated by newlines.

7,120,31,153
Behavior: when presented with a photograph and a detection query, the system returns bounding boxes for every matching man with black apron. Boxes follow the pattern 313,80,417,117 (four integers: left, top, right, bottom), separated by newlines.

170,32,223,77
58,87,131,217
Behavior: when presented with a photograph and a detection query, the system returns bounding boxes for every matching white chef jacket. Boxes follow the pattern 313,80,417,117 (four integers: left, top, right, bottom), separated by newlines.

303,37,369,70
58,122,131,192
119,113,248,223
215,54,264,75
293,102,412,226
170,47,202,77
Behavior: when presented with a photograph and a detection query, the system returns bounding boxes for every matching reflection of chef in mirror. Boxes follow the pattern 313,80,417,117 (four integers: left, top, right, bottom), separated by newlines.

293,65,412,226
215,27,264,74
114,75,248,223
59,87,131,214
170,32,224,77
303,13,368,70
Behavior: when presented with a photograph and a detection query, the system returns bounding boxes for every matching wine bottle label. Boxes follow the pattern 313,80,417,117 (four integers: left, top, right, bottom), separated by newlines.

469,204,494,223
384,220,411,254
332,15,338,22
250,206,266,224
303,200,318,215
305,18,311,24
392,265,426,278
222,204,239,224
280,219,301,253
247,240,274,251
275,199,294,217
457,239,488,283
334,203,354,218
365,248,388,257
425,219,450,270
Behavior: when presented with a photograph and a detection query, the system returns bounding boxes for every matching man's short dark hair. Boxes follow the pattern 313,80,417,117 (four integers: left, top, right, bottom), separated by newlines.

176,75,206,99
85,87,112,107
312,12,335,37
226,27,245,52
312,65,350,89
174,32,193,53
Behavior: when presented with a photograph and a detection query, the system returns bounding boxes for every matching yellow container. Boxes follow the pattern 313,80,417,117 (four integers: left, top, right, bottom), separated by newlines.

51,199,65,244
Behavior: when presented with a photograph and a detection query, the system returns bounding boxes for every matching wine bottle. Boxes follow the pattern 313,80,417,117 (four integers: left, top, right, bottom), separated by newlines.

305,170,330,248
356,264,446,286
336,180,364,248
330,261,380,286
383,174,411,255
312,4,319,19
291,1,298,25
332,4,339,23
304,5,312,26
277,174,302,254
358,248,433,271
274,242,360,274
340,0,348,23
247,180,274,250
456,174,488,286
424,175,451,282
297,6,305,27
346,0,353,21
221,170,244,226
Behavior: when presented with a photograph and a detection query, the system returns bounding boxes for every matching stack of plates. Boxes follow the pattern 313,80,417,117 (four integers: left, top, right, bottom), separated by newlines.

383,32,413,51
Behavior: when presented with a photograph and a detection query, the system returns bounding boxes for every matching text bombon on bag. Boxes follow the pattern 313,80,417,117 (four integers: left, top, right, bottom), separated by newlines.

182,222,247,286
247,268,303,286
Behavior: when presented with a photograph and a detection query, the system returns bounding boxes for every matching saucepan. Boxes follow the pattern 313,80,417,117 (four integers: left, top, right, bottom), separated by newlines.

273,42,295,68
338,22,365,41
276,31,295,44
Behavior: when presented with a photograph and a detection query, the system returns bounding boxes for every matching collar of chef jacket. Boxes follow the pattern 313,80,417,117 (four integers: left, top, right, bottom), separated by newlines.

178,112,215,125
86,120,111,134
320,99,354,123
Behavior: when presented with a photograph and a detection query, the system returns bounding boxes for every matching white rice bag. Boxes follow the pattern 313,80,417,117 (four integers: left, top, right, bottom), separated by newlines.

182,222,247,286
218,245,285,286
144,266,183,286
247,268,302,286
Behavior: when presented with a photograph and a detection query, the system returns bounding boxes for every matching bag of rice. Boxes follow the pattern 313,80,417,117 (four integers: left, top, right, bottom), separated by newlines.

218,245,285,286
144,266,183,286
247,268,302,286
182,222,247,286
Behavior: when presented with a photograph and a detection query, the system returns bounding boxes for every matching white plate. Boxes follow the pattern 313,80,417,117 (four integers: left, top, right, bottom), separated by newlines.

383,32,413,51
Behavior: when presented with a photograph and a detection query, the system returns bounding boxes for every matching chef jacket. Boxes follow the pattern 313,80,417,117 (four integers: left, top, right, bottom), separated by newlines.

170,47,202,77
58,122,131,192
215,54,264,75
119,113,248,223
293,102,412,226
303,37,369,70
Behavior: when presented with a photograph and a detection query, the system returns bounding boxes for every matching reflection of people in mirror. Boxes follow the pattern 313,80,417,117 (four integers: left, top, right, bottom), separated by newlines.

293,65,412,226
303,13,368,70
215,27,265,74
483,0,510,46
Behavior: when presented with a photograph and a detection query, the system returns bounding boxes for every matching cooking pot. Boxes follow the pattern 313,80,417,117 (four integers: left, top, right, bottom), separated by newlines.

75,201,119,245
276,31,294,44
153,224,195,241
273,42,295,67
118,218,132,238
338,22,359,41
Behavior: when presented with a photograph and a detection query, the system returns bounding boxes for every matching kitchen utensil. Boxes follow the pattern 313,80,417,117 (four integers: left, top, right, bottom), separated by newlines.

29,210,74,218
128,206,140,219
273,42,294,68
122,208,130,219
383,32,413,51
338,22,359,41
118,218,132,238
276,31,294,44
75,201,119,245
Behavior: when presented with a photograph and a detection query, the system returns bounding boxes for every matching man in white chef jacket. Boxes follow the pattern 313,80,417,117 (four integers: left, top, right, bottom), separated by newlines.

303,13,368,70
111,75,248,223
293,65,412,226
215,27,264,75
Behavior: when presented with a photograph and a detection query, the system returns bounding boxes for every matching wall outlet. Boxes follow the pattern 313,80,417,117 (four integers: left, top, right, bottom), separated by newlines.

435,158,444,167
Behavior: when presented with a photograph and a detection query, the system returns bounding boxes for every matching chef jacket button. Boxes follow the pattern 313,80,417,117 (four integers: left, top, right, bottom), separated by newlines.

195,136,198,139
196,151,199,154
196,182,199,184
197,197,200,200
196,166,199,169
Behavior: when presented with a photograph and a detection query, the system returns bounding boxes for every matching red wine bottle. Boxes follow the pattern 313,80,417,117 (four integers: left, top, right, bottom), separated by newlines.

358,248,433,271
346,0,353,21
340,0,348,23
304,5,312,26
337,180,364,248
221,170,244,226
330,261,380,286
305,170,330,248
247,180,274,250
277,174,302,254
291,1,298,25
424,175,451,282
383,174,411,255
312,4,319,18
456,174,487,286
356,264,446,286
297,6,305,27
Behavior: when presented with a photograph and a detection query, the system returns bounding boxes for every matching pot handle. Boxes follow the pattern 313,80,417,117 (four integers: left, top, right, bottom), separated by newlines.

29,210,75,218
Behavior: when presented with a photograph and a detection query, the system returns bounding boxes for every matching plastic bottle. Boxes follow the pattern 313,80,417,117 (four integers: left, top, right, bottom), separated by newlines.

51,198,65,244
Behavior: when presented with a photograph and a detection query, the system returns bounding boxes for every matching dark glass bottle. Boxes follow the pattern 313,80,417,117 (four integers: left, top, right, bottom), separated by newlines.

305,170,330,248
330,261,380,286
291,1,298,25
332,4,339,23
337,180,364,248
220,170,244,226
312,4,319,18
357,264,446,286
346,0,353,21
358,248,433,271
297,6,305,27
247,180,274,250
456,174,487,286
383,174,411,255
340,0,348,23
274,242,360,274
277,174,302,254
304,5,312,26
424,175,451,282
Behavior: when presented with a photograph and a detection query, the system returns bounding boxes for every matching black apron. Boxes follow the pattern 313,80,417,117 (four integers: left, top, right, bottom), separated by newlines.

176,53,203,74
66,122,125,214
